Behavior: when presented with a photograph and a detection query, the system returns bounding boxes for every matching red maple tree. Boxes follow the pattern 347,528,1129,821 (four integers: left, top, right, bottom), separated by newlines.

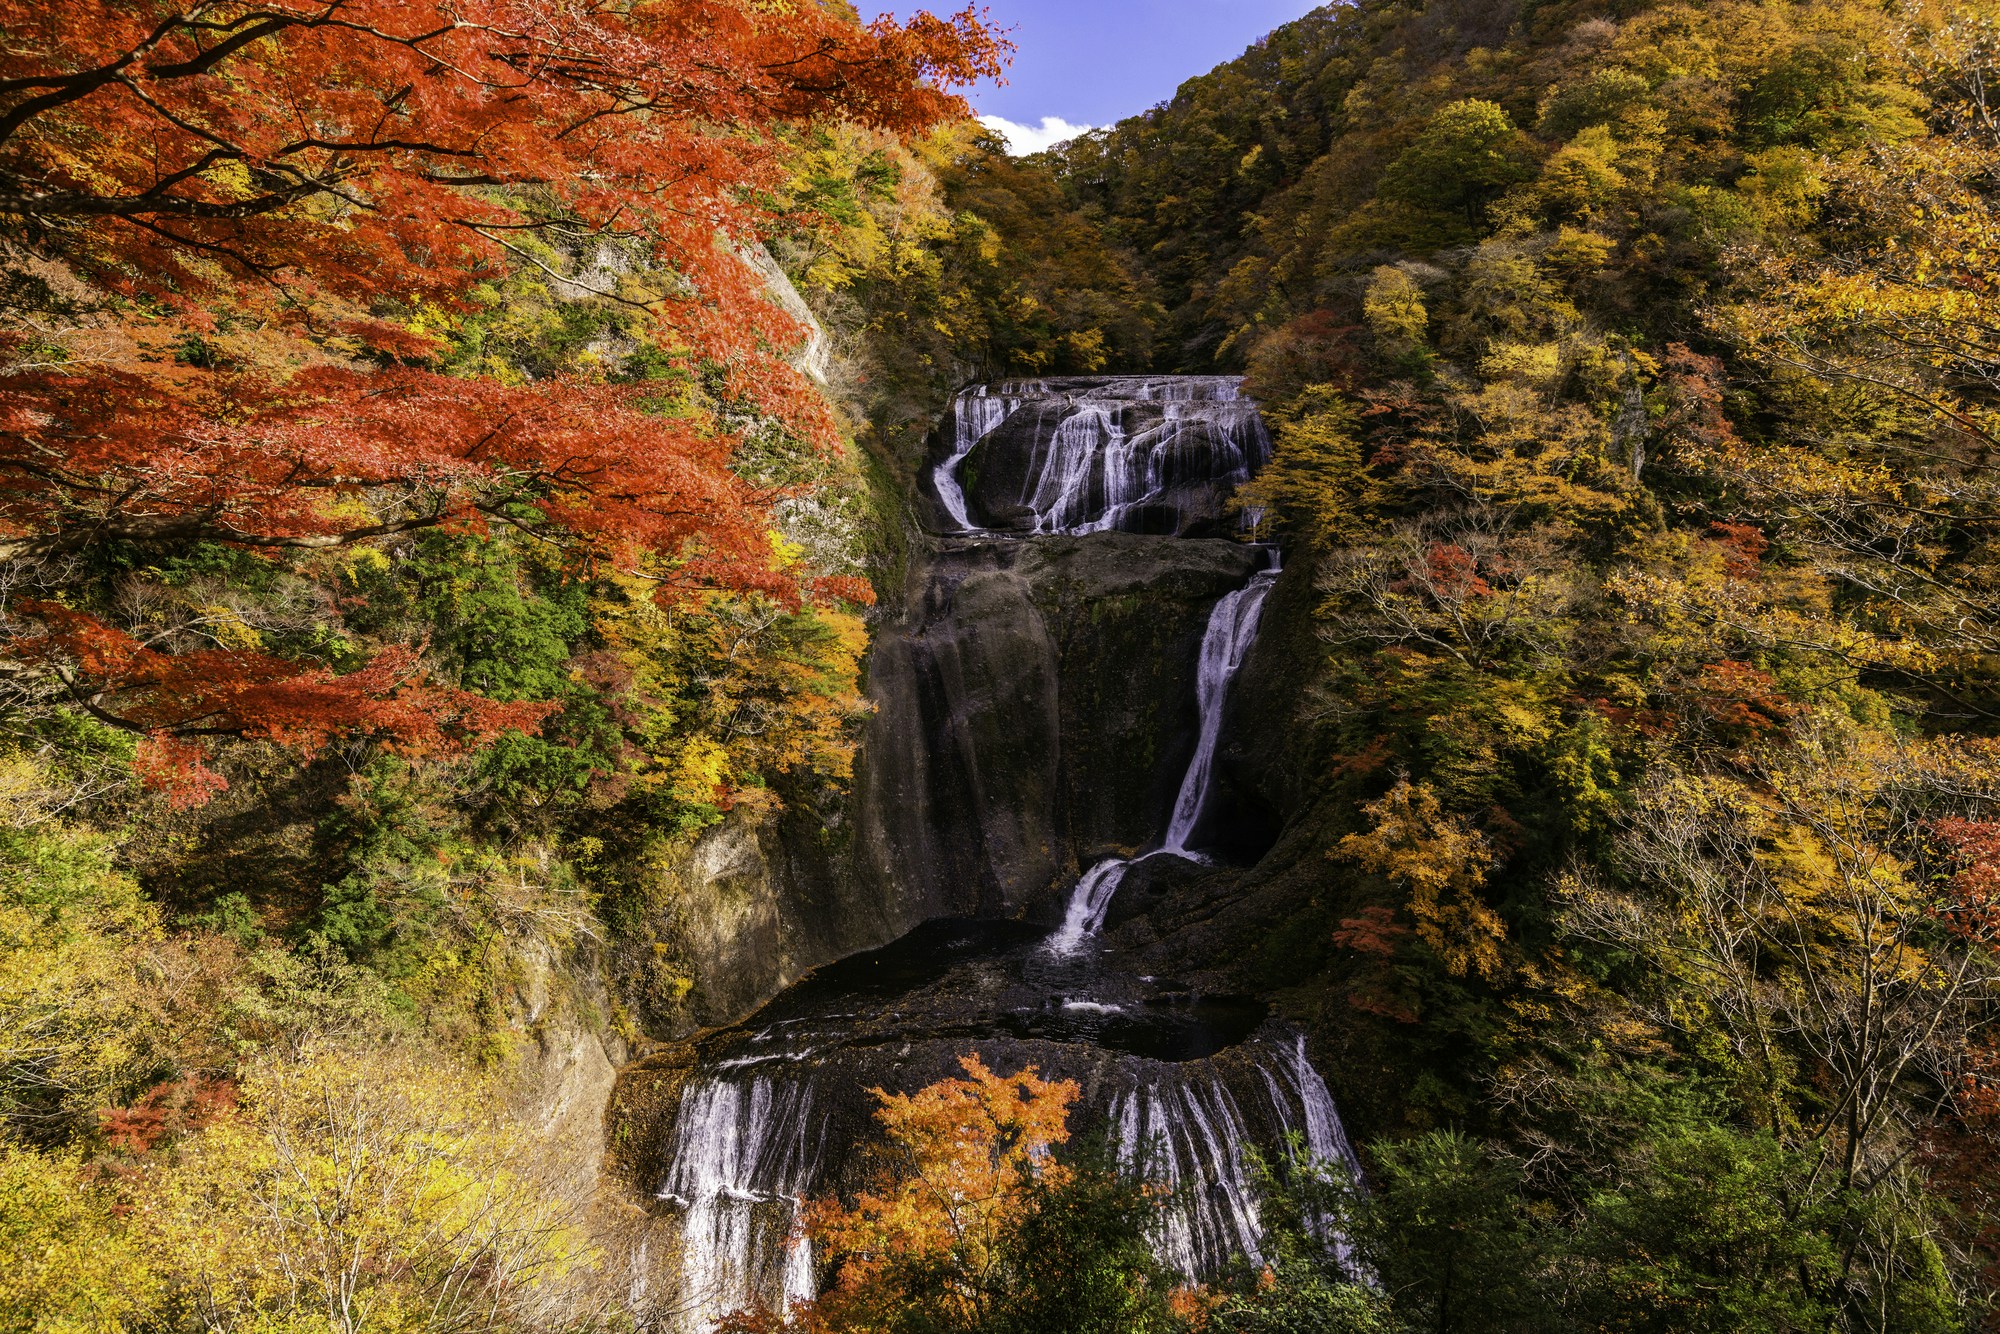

0,0,1005,796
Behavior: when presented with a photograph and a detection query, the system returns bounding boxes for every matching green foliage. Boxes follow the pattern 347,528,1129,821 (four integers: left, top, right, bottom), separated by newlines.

1211,1262,1406,1334
980,1143,1187,1334
1570,1128,1846,1334
1340,1131,1546,1334
1381,100,1540,227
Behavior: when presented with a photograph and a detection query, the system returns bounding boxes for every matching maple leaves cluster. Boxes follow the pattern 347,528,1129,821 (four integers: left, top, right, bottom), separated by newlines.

0,0,1005,800
721,1055,1086,1334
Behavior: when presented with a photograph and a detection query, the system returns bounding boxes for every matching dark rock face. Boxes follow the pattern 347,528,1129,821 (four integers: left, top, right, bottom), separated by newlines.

631,377,1289,1034
647,533,1265,1034
853,534,1265,923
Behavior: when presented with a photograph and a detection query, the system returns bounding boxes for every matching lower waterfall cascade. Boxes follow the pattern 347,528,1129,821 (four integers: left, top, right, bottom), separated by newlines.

657,1078,825,1328
650,375,1358,1330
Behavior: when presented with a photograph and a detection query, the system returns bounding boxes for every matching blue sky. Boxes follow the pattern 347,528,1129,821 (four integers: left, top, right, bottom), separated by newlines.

896,1,1327,152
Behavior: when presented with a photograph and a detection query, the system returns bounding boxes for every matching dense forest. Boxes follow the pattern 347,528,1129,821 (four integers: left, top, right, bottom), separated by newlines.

6,0,2000,1332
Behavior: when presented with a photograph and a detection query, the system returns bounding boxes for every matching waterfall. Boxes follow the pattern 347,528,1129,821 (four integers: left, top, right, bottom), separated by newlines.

1026,402,1123,534
1257,1035,1363,1260
933,387,1031,532
1047,551,1279,955
1272,1033,1358,1172
933,375,1269,536
1114,1073,1266,1276
1070,399,1272,536
1112,1038,1361,1277
658,1077,825,1331
1045,858,1133,955
651,374,1361,1325
1163,555,1279,855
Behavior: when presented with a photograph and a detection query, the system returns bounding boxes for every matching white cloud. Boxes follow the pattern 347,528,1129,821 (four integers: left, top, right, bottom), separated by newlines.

978,114,1096,156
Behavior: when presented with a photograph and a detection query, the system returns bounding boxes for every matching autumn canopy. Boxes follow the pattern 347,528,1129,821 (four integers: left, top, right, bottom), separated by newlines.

0,0,1004,791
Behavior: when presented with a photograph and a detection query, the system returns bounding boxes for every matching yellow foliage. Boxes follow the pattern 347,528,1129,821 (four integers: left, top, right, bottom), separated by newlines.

198,603,264,651
671,736,733,807
148,1045,597,1334
1234,388,1364,544
1362,265,1429,346
1338,777,1508,980
0,1147,157,1334
0,828,203,1133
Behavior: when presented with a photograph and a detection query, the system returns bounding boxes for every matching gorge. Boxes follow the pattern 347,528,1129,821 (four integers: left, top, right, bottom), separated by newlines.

633,376,1356,1328
11,2,1998,1328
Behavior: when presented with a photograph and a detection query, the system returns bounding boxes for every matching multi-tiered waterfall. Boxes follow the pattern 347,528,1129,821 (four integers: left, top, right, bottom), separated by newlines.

933,376,1270,536
649,375,1354,1330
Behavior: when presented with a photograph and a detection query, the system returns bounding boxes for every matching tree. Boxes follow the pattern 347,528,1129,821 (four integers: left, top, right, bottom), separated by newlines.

1337,776,1507,981
726,1055,1184,1334
152,1043,605,1334
0,1144,158,1334
1331,1131,1547,1334
0,0,1003,795
1706,3,2000,691
1559,720,2000,1325
1380,101,1538,227
0,823,190,1139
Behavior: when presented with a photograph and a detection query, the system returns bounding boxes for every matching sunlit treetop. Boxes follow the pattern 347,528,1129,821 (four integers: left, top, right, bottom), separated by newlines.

0,0,1007,795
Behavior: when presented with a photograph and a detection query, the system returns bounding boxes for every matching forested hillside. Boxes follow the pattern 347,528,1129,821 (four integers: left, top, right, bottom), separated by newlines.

1035,0,2000,1328
8,0,2000,1332
0,2,1155,1327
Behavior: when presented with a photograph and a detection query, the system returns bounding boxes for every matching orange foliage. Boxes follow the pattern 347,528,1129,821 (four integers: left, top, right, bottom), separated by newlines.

0,0,1004,351
1932,819,2000,950
1330,905,1410,959
1707,522,1770,580
1337,776,1507,981
0,0,1003,797
732,1055,1080,1333
17,602,552,800
98,1075,237,1156
1692,661,1797,736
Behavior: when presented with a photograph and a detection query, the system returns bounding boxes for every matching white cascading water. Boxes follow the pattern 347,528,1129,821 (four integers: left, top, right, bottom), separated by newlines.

1257,1034,1364,1262
1045,857,1134,956
1110,1037,1360,1278
1066,399,1273,536
1046,550,1280,955
1265,1034,1358,1172
1113,1073,1267,1276
934,376,1269,536
658,1077,825,1332
1163,555,1279,855
933,384,1044,532
1024,401,1123,533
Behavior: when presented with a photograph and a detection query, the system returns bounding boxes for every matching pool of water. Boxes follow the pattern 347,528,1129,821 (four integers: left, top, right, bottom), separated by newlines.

707,916,1266,1066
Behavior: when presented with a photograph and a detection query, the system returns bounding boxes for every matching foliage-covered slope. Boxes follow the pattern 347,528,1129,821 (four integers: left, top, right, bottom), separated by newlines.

1035,0,2000,1329
0,4,1164,1328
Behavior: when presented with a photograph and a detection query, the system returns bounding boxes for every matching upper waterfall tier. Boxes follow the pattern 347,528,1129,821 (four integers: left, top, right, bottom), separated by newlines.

930,375,1270,538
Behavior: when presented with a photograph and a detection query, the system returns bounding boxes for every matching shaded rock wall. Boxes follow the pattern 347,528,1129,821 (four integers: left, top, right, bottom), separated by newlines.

853,533,1264,923
648,532,1266,1034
